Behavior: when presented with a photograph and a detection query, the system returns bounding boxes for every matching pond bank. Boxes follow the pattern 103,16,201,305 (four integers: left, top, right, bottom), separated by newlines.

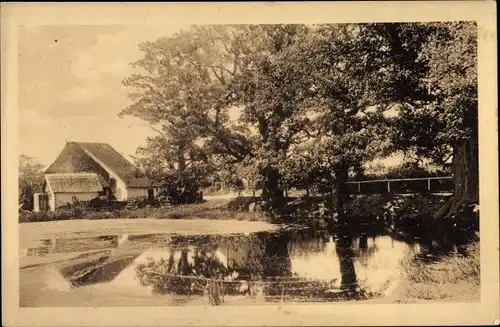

19,198,269,223
20,193,453,223
20,193,477,238
276,193,478,239
390,240,480,303
20,218,280,248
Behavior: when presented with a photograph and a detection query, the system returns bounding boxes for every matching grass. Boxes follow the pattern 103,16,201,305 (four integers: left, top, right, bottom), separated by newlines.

19,198,269,223
19,193,451,230
110,199,268,221
394,241,480,302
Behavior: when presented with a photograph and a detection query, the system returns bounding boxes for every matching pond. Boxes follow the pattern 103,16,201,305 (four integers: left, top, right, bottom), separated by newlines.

19,228,464,307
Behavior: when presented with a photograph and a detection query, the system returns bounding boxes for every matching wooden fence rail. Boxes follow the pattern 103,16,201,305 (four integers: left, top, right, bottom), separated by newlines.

345,176,453,195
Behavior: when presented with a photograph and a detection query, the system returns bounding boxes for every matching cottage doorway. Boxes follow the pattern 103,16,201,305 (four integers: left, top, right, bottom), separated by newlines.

147,189,154,201
103,187,115,200
38,194,49,211
109,178,118,200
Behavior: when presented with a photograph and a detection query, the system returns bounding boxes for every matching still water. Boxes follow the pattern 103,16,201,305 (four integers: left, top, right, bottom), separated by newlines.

19,229,447,307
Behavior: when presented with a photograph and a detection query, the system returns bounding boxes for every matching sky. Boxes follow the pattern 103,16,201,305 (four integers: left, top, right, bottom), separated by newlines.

18,25,191,167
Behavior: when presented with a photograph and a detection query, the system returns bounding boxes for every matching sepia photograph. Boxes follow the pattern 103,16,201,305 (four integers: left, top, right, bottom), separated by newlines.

2,2,498,326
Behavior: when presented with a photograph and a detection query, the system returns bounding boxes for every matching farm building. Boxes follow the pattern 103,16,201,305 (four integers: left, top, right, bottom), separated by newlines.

34,142,156,212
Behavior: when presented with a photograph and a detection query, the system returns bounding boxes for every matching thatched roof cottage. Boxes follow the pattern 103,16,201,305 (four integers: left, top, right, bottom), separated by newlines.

34,142,155,212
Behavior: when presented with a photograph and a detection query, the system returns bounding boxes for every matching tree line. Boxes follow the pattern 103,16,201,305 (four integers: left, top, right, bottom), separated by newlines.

122,22,477,221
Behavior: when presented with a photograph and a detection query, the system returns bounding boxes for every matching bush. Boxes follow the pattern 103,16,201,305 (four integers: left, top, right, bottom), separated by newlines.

352,164,450,182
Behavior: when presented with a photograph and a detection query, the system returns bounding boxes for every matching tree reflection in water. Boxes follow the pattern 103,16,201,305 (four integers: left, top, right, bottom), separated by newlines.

263,233,292,277
260,233,293,298
335,235,358,293
355,234,379,269
135,245,231,302
134,231,373,305
287,229,330,258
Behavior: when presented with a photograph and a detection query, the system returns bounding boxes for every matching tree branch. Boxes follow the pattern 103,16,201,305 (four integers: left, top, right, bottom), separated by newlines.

149,125,167,138
210,66,226,85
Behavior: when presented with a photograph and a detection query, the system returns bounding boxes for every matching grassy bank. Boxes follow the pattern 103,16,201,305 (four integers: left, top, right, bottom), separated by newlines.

393,240,480,302
20,193,477,239
19,198,268,223
275,193,460,234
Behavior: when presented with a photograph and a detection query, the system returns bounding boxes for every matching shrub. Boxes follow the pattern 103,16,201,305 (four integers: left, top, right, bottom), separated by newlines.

352,164,450,182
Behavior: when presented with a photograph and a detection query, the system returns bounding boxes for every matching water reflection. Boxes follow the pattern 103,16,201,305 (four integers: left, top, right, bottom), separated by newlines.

335,236,357,292
20,229,471,306
262,233,292,277
23,235,126,257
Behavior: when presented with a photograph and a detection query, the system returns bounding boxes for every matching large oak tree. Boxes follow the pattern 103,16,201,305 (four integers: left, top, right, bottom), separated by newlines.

122,22,478,224
365,22,478,219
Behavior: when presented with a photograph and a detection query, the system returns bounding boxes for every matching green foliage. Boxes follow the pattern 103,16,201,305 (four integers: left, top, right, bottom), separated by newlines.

278,154,317,192
421,22,478,143
384,164,446,179
121,25,256,163
121,22,477,213
19,154,45,211
121,25,264,201
383,22,477,165
229,25,317,209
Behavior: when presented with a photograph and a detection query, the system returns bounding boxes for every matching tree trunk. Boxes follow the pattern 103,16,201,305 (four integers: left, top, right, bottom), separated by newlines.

328,164,350,232
434,133,479,220
433,131,479,241
453,134,479,203
261,168,285,215
177,151,186,172
177,142,187,173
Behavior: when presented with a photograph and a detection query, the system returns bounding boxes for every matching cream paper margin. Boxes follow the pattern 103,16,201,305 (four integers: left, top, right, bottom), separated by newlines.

1,2,498,326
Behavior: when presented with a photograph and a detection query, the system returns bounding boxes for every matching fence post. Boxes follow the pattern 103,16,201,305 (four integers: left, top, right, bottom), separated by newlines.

427,178,431,191
387,180,391,193
357,182,361,194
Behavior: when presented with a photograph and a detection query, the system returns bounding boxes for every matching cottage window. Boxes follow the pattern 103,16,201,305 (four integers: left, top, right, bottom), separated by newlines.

147,189,154,201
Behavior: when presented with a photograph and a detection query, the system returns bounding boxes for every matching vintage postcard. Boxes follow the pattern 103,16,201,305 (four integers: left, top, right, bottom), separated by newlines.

2,1,499,326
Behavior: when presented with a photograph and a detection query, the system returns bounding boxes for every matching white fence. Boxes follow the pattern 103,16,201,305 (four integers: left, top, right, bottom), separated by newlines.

346,176,453,195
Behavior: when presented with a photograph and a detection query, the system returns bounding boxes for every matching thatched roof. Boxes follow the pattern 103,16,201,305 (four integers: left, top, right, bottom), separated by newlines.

45,142,152,188
45,173,104,193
